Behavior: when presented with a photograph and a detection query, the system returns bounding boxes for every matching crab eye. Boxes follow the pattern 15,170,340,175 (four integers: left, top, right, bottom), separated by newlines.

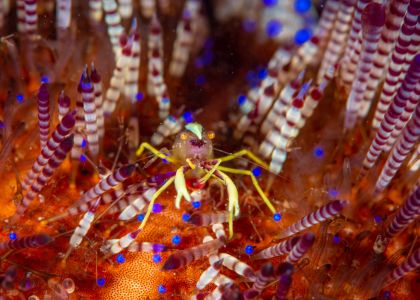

180,133,188,141
207,131,215,140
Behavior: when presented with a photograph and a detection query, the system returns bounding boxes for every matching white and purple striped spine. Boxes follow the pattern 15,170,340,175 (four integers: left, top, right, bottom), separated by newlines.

17,135,73,215
89,0,102,22
218,253,256,281
286,233,315,264
56,0,71,30
118,0,132,19
376,104,420,191
363,0,410,113
280,200,347,238
363,54,420,170
108,229,141,254
24,0,37,39
344,2,386,129
140,0,156,19
118,187,155,220
125,20,140,102
196,259,223,290
147,15,163,96
151,115,183,146
313,0,340,54
22,112,75,190
72,164,135,210
372,0,420,129
385,248,420,286
58,92,71,122
253,236,299,260
340,0,370,89
317,0,356,83
81,71,99,157
71,85,86,162
128,241,166,253
384,186,420,238
17,0,26,33
103,0,124,55
245,263,275,297
69,205,97,248
37,83,50,149
90,65,104,139
385,82,420,150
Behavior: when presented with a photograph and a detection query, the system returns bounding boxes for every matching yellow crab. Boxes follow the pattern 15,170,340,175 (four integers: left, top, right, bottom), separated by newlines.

135,123,276,238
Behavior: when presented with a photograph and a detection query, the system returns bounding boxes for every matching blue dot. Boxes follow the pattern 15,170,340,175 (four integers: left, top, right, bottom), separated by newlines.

9,232,17,240
182,213,190,222
182,111,194,124
162,158,169,164
294,0,311,13
158,284,166,294
97,278,106,287
314,147,324,158
192,201,201,209
152,203,163,213
195,57,204,68
273,213,282,222
383,291,391,299
374,215,382,224
116,254,125,264
333,234,340,245
242,19,256,33
244,245,254,255
79,154,87,162
195,74,206,86
202,51,213,65
137,214,145,221
328,188,339,198
237,95,247,106
172,235,181,245
153,254,162,263
41,76,49,83
16,94,24,103
252,167,262,177
246,71,256,82
295,28,312,45
0,121,4,129
153,244,166,253
162,97,170,104
257,68,268,80
136,92,144,102
263,0,278,6
81,139,87,148
266,19,282,38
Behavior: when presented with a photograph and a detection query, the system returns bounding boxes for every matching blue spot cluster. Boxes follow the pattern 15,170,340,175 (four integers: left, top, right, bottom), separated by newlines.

116,254,125,264
153,254,162,263
242,19,256,33
97,278,106,287
41,76,49,83
245,245,254,255
252,167,262,177
294,0,312,13
195,74,206,86
295,28,312,45
182,213,191,222
266,19,282,38
328,188,339,198
79,154,87,162
332,234,340,245
137,214,145,221
273,213,282,222
172,235,181,246
16,94,24,103
314,147,324,158
136,92,144,102
192,201,201,209
237,95,247,106
257,68,268,80
9,232,17,240
152,203,163,213
263,0,278,6
182,111,194,124
158,284,166,294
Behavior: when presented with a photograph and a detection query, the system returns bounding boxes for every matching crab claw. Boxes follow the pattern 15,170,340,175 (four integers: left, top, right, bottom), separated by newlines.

175,167,191,209
219,172,240,217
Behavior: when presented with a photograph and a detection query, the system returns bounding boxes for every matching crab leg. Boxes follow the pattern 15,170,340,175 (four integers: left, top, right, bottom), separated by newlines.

217,149,269,170
135,142,175,163
175,166,191,208
216,166,276,214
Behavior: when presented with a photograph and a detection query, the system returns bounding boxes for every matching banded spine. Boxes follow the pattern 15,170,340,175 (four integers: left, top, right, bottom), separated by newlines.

253,236,299,260
0,234,52,250
286,233,315,264
37,83,50,149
